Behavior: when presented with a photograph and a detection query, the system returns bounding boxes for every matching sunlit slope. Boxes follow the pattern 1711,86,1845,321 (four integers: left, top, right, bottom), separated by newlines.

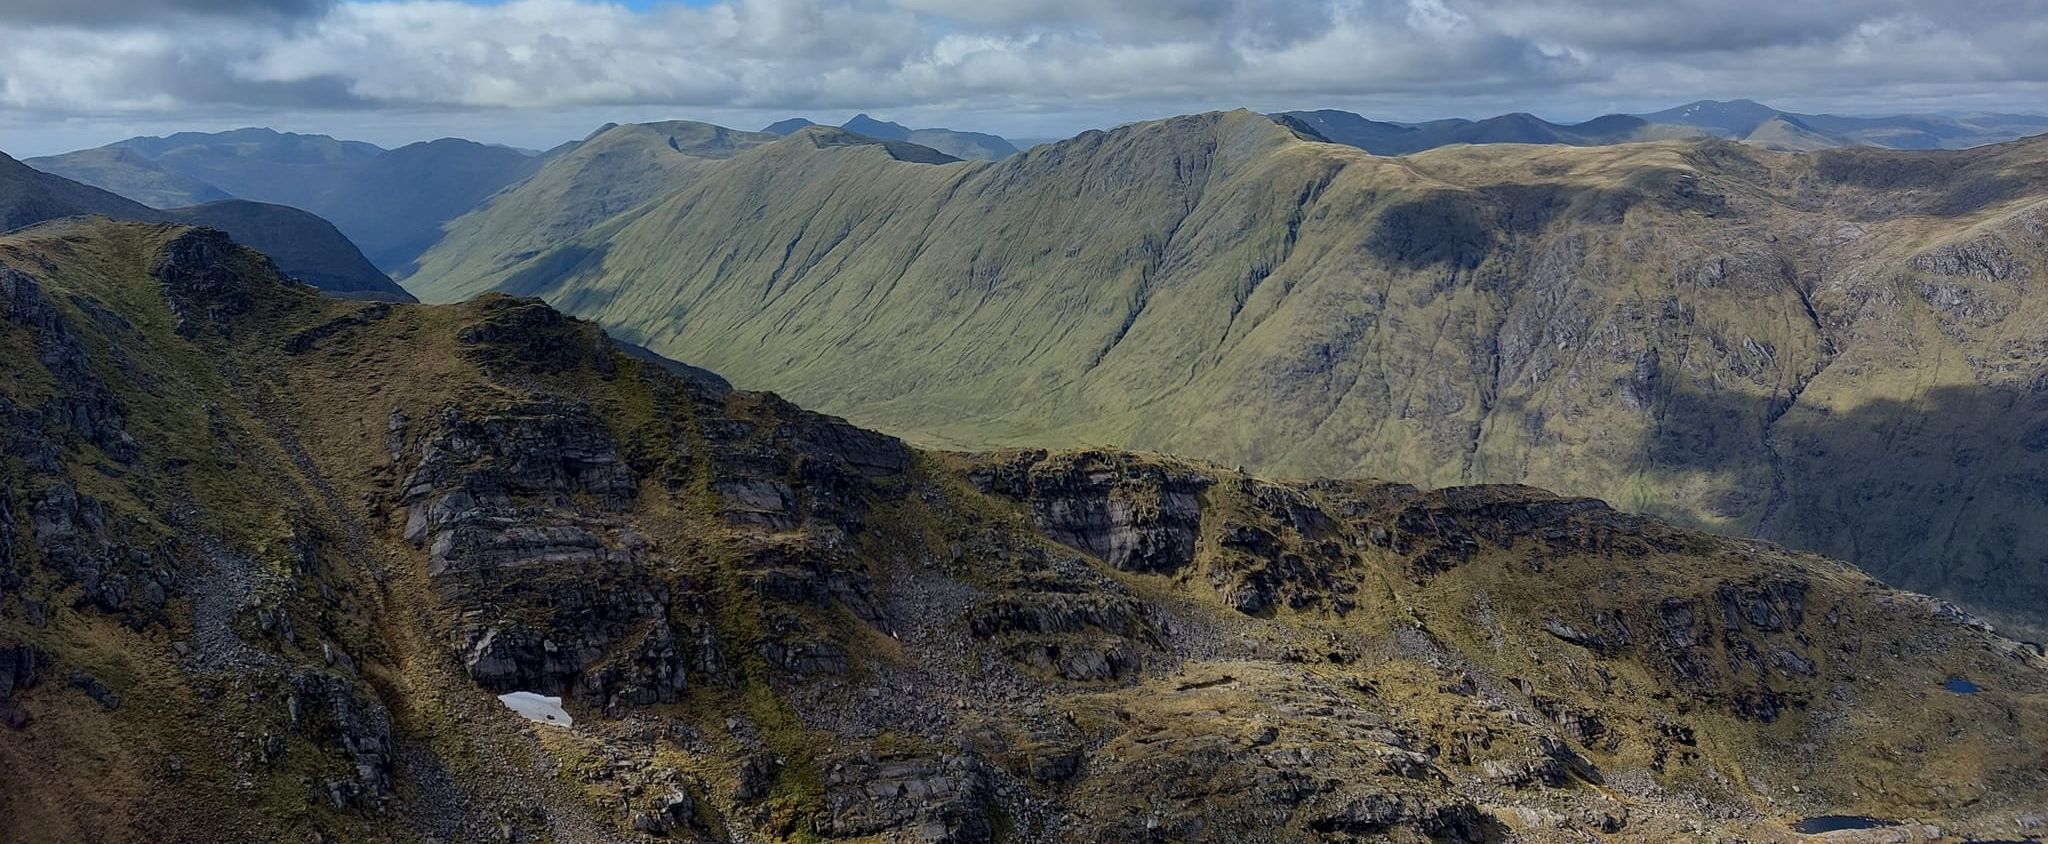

404,120,780,298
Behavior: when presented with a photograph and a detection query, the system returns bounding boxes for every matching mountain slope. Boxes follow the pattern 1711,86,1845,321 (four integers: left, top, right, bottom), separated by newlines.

22,145,232,208
402,120,782,296
1,150,158,231
4,151,411,301
3,217,2044,842
31,129,541,271
410,111,2048,639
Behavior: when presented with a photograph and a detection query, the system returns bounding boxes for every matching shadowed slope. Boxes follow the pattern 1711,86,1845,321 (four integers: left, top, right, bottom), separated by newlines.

5,151,411,301
30,129,539,272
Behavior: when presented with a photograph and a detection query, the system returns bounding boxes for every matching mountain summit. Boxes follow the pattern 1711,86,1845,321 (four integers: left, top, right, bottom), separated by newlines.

763,114,1021,160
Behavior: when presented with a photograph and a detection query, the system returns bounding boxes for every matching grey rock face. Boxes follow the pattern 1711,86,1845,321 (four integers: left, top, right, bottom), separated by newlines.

1,268,139,467
1915,235,2030,283
821,753,994,843
397,401,706,707
971,450,1211,574
0,644,40,701
287,672,397,812
153,229,255,337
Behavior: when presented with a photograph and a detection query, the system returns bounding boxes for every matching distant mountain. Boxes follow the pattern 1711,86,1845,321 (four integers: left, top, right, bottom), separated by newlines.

404,120,782,298
840,113,913,141
1636,98,1788,136
310,138,541,272
24,145,231,209
761,117,817,136
1276,109,1700,154
764,113,1020,160
29,129,542,272
1637,99,2048,150
403,110,2048,640
3,149,411,301
1278,99,2048,155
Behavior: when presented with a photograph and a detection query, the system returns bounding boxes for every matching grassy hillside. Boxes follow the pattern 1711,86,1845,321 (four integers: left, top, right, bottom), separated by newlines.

402,121,779,293
4,218,2045,842
405,111,2048,640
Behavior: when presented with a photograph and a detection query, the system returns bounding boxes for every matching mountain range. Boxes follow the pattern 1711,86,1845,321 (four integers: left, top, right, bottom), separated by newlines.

27,128,545,273
1,216,2043,842
1276,98,2048,154
401,110,2048,645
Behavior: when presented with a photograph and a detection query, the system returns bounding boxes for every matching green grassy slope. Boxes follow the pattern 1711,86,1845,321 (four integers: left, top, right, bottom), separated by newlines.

406,111,2048,639
401,120,780,296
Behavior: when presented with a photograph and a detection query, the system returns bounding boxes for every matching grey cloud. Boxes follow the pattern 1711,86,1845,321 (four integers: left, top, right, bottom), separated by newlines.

1,0,2046,149
0,0,333,26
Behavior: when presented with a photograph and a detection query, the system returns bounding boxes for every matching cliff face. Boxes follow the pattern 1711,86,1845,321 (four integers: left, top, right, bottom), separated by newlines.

3,219,2045,843
405,112,2048,639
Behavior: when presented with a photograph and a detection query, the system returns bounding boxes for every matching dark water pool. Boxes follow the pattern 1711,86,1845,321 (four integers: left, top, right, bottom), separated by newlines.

1945,676,1982,694
1794,816,1897,834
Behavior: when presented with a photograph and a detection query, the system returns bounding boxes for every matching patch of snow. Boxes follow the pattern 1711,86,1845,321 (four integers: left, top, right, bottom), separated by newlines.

497,691,574,727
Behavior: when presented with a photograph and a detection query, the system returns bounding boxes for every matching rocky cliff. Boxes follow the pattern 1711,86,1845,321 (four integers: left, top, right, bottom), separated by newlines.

3,219,2045,842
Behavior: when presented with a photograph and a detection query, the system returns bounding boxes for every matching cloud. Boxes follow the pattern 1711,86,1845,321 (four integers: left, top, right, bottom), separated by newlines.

2,0,2046,149
0,0,333,26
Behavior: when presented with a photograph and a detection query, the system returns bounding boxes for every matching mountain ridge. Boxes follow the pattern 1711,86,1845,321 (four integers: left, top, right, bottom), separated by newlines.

1277,98,2048,154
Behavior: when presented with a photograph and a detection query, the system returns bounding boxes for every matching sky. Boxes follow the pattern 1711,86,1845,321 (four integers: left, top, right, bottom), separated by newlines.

3,0,2046,156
